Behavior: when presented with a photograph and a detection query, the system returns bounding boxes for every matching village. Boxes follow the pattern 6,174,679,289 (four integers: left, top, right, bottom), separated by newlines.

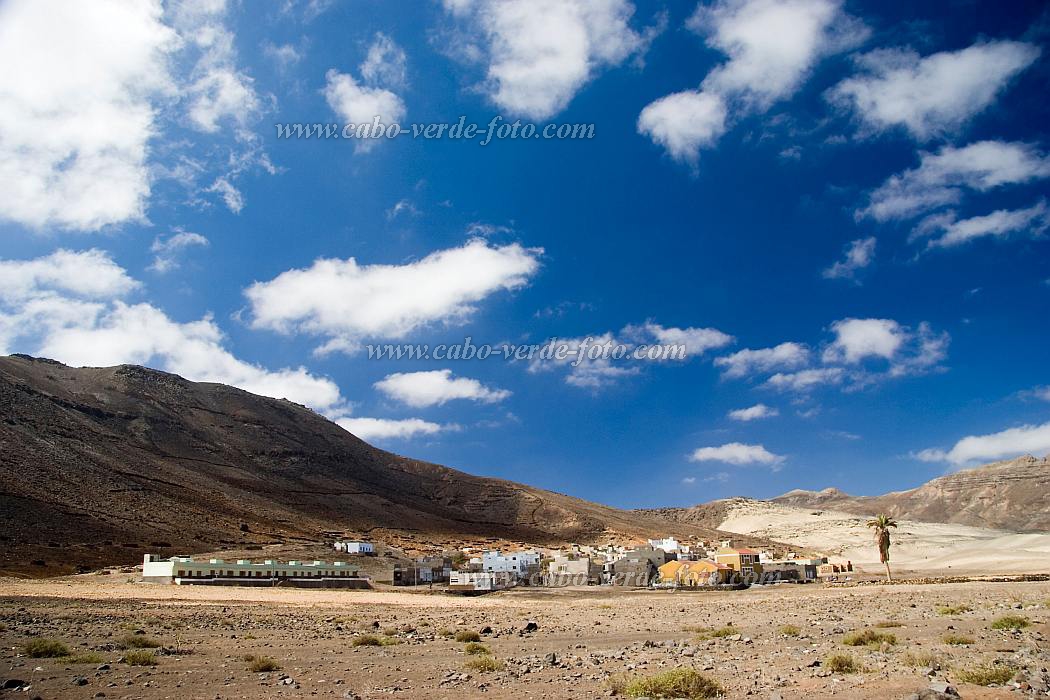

138,536,855,593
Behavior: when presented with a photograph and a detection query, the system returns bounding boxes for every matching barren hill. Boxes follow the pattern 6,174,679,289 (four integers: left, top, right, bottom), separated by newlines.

771,455,1050,533
0,355,759,576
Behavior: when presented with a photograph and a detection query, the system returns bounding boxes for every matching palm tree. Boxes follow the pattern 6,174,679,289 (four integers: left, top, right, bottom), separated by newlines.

866,514,898,581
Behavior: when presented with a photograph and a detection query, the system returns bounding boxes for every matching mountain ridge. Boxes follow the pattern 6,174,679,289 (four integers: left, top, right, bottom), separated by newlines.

0,354,767,576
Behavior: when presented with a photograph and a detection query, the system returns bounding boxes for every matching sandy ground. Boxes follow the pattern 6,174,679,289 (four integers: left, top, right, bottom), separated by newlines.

716,500,1050,576
1,574,1048,699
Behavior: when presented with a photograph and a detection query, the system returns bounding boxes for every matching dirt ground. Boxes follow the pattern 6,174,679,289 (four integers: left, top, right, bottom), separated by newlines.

1,575,1047,699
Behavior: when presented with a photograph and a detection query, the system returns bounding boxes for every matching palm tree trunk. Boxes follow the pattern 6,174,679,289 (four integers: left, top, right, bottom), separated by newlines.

883,561,892,582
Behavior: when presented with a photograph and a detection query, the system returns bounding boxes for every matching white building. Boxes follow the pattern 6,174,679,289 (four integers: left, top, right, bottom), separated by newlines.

141,554,366,586
448,570,514,593
334,541,374,554
648,537,680,554
482,550,540,575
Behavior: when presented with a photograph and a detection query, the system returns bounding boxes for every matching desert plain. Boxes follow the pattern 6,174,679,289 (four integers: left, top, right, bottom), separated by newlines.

2,574,1048,699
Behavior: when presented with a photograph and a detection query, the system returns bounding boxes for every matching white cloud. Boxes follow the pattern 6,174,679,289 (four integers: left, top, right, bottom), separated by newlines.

828,41,1040,140
0,0,275,231
728,403,778,421
530,322,733,388
263,42,302,72
715,342,810,378
386,198,419,221
171,0,264,134
765,367,844,391
0,249,139,303
0,249,346,413
374,369,510,408
360,32,408,89
822,318,903,363
916,420,1050,467
689,442,784,467
637,90,727,165
918,200,1050,249
640,0,866,163
335,416,449,441
245,238,542,355
442,0,656,119
860,141,1050,222
324,70,406,152
0,0,177,231
688,0,867,109
1032,386,1050,402
636,322,734,358
823,236,875,280
149,229,210,273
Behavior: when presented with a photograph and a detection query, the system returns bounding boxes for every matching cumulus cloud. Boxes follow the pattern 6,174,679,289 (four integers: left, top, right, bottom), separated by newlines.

860,141,1050,222
715,342,810,378
245,238,542,355
917,200,1050,250
916,420,1050,468
639,0,866,163
822,318,904,363
765,367,844,391
442,0,657,119
324,70,406,152
720,318,948,392
0,249,139,303
689,442,785,467
828,41,1040,140
334,416,450,442
374,369,511,408
728,403,778,421
0,0,177,231
636,91,727,165
0,0,275,231
149,229,210,273
530,322,733,389
360,32,408,89
0,249,346,413
823,236,875,281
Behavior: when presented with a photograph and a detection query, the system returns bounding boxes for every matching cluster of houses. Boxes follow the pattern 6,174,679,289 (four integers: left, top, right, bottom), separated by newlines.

139,536,851,591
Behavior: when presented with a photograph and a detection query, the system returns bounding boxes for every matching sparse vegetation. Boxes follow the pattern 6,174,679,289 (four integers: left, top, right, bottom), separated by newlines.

942,633,974,645
121,650,157,666
937,604,971,616
119,634,161,649
608,668,723,698
693,625,739,640
464,656,505,672
437,628,454,638
464,642,490,655
454,630,481,643
69,652,105,664
779,624,801,637
825,653,859,674
874,620,904,628
901,650,940,668
955,661,1018,686
246,655,281,673
990,614,1030,630
352,634,383,646
22,638,69,658
842,629,896,648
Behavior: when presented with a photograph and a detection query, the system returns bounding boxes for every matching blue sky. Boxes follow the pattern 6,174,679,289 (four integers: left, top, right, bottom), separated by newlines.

1,0,1049,509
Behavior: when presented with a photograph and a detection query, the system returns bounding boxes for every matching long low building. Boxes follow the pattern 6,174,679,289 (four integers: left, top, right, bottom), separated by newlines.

141,554,370,588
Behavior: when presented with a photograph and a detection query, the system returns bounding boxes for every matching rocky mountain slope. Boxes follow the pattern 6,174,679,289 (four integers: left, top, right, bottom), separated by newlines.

0,355,759,576
771,455,1050,533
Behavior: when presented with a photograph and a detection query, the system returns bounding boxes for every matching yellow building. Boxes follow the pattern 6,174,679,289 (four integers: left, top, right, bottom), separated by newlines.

714,548,763,580
657,559,731,587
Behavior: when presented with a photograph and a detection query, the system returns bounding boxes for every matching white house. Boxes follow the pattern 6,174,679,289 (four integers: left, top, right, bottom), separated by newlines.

448,570,514,593
334,541,374,554
648,537,680,553
141,554,366,587
482,550,540,575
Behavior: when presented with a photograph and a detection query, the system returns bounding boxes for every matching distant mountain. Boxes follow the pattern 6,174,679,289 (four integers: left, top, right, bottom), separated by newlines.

0,355,762,576
771,456,1050,533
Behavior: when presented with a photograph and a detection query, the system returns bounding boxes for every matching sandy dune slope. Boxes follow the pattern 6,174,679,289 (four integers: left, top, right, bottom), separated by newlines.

714,498,1050,575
